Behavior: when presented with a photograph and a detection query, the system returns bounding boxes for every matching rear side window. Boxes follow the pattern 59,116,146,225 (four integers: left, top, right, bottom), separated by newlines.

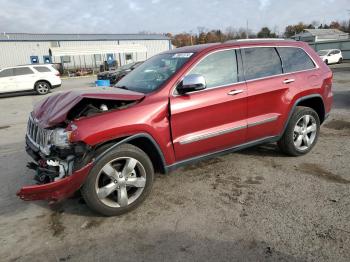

242,47,282,80
34,66,51,73
0,68,14,77
189,49,238,88
14,67,34,76
277,47,315,73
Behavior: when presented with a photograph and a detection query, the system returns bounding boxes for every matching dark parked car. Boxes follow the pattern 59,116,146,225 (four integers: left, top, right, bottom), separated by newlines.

19,40,332,216
97,61,143,85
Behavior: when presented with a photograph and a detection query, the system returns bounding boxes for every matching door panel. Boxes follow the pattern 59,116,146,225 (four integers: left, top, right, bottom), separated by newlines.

13,67,36,91
170,83,247,161
170,48,247,161
0,69,16,93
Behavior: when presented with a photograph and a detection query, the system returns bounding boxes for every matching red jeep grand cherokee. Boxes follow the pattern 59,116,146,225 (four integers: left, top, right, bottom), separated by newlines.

18,40,333,216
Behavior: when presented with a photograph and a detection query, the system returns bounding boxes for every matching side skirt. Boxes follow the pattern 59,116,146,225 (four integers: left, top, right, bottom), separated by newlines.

165,136,280,173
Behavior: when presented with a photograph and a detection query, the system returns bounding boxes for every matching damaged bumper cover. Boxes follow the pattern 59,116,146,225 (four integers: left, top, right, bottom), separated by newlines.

17,163,93,201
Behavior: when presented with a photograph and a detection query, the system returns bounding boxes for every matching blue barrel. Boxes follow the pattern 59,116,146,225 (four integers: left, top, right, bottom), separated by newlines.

95,80,110,87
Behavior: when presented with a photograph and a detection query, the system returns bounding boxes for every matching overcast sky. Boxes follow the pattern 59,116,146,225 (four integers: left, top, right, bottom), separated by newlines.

0,0,348,34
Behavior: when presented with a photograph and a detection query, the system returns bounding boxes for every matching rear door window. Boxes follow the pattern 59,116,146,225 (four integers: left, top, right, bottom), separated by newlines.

0,68,14,78
277,47,315,73
242,47,282,81
14,67,34,76
189,49,238,88
34,66,51,73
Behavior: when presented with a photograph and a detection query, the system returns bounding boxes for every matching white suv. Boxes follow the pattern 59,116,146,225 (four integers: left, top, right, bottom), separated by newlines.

317,49,343,65
0,64,61,95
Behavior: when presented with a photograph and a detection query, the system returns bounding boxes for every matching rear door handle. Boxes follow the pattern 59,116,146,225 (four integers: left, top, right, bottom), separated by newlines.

228,89,244,95
283,79,295,84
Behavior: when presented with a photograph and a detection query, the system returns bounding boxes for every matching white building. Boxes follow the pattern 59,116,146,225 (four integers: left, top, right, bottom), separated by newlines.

293,29,349,43
0,33,172,69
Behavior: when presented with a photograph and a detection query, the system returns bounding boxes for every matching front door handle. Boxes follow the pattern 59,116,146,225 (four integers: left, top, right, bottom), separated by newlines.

283,79,295,84
228,89,244,96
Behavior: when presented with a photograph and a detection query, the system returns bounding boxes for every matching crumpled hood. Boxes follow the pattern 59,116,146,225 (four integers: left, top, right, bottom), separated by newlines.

32,88,145,128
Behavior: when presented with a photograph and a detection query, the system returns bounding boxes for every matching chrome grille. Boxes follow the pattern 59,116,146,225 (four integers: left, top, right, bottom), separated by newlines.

27,115,52,155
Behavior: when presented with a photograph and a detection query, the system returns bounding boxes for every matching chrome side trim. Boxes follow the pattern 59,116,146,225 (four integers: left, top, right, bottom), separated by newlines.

179,124,246,145
248,116,279,128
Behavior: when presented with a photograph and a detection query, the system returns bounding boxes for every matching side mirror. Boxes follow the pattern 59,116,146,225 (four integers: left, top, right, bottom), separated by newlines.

176,74,206,94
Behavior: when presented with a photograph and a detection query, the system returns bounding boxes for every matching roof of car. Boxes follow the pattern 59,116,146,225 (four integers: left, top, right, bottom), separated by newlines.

166,39,300,54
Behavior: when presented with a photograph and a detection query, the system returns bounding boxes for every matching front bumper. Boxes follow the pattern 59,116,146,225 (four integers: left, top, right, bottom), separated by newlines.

17,163,93,201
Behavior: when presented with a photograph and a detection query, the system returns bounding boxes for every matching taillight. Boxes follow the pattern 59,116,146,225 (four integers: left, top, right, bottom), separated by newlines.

55,73,60,77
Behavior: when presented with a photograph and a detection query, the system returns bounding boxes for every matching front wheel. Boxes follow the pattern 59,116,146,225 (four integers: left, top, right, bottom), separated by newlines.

81,144,154,216
338,58,343,64
35,81,50,95
278,106,320,156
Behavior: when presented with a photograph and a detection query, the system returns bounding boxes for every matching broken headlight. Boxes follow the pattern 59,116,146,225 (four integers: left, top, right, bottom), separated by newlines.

50,128,72,148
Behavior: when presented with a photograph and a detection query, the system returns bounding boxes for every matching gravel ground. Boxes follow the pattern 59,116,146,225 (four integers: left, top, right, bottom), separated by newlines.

0,67,349,262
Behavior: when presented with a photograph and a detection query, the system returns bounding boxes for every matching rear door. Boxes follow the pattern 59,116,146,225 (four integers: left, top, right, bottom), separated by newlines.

0,68,16,93
170,49,247,161
242,47,288,141
13,67,36,91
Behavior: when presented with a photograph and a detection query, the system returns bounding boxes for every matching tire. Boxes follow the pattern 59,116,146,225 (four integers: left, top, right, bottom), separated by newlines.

278,106,320,156
338,58,343,64
324,59,328,65
81,143,154,216
35,81,50,95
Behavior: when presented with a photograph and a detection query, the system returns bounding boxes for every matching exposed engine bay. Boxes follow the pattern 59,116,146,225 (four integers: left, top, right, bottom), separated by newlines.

66,98,137,120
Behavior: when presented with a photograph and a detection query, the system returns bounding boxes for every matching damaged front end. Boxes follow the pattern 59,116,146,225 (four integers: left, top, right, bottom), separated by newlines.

17,88,144,201
18,115,94,201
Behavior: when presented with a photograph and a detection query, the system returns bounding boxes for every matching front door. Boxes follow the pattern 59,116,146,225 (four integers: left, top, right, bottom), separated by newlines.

170,49,247,161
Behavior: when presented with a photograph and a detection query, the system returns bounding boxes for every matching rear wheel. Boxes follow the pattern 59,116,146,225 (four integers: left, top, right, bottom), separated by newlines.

35,81,50,95
278,106,320,156
81,144,154,216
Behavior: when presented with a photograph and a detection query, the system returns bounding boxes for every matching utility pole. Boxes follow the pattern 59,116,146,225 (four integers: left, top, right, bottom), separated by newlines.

246,20,249,39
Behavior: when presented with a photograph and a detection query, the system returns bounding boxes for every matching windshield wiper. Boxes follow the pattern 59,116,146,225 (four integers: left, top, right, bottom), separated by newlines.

115,85,129,90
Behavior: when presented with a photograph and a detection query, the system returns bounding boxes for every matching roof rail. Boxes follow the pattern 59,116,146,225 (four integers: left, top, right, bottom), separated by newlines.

225,38,290,43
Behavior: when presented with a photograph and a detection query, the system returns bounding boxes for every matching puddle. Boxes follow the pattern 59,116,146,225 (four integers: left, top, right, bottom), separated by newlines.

298,163,350,184
49,211,65,237
324,120,350,131
182,157,223,171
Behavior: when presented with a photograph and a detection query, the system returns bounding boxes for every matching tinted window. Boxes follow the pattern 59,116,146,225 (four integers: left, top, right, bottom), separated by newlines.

277,47,315,73
34,66,51,72
14,67,34,76
0,68,14,78
243,47,282,80
189,49,238,88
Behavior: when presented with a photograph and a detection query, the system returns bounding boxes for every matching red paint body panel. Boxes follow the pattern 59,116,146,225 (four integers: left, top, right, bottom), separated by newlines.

17,163,93,201
20,40,333,202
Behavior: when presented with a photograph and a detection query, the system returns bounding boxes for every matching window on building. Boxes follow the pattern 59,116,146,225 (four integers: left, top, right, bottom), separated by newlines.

189,49,238,89
277,47,315,73
243,47,282,80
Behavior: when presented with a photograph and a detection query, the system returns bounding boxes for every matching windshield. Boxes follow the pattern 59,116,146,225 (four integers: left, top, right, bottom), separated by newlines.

119,62,136,70
115,53,193,93
317,50,329,56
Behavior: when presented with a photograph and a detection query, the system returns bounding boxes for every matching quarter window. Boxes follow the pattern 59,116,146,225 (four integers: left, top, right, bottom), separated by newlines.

14,67,34,76
243,47,282,80
189,49,238,89
0,68,14,78
34,66,51,73
277,47,315,73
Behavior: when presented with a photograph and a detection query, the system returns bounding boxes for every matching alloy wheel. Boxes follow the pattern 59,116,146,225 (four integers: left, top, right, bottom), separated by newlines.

37,83,49,94
293,114,317,151
95,157,146,208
